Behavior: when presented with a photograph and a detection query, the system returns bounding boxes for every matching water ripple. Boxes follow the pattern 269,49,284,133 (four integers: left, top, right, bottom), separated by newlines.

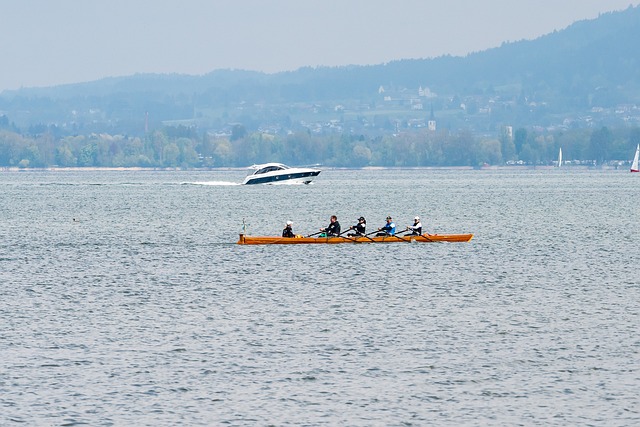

1,169,638,425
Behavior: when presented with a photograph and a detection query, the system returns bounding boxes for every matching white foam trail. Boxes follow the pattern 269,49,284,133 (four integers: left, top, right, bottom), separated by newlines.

185,181,241,186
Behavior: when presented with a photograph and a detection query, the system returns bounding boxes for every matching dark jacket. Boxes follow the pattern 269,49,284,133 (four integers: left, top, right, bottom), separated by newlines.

351,222,366,235
282,226,294,238
325,221,341,236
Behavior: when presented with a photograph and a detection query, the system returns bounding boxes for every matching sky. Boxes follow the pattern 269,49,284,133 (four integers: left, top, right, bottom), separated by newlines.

2,0,639,92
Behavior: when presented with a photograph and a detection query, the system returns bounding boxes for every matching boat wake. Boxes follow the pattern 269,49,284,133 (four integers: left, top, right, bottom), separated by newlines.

183,181,241,186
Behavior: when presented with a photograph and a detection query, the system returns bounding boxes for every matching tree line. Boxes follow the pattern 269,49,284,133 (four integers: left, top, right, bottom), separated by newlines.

0,122,639,169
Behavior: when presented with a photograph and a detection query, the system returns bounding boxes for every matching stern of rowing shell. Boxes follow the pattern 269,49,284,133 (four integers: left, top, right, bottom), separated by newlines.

237,233,246,244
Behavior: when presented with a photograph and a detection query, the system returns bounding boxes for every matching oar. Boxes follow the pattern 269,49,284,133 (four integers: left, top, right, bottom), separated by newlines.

305,231,324,238
338,228,350,236
354,229,380,242
338,227,362,237
337,228,362,243
401,227,435,242
403,228,436,242
392,228,414,243
374,227,411,242
420,232,436,242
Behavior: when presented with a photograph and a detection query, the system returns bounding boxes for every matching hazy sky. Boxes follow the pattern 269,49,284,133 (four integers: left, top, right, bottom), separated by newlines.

1,0,639,91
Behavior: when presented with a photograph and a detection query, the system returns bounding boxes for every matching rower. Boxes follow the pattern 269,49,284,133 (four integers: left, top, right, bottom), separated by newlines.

347,216,366,236
377,216,396,236
282,220,295,238
407,216,422,235
320,215,341,237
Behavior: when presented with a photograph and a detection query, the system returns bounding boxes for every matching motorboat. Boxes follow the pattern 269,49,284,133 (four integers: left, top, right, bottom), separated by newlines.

242,163,321,185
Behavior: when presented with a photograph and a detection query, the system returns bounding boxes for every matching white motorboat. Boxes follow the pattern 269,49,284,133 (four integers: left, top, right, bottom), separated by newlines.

242,163,321,185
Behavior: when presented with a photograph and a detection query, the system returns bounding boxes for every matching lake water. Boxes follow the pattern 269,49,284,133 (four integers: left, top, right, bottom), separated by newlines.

1,168,638,426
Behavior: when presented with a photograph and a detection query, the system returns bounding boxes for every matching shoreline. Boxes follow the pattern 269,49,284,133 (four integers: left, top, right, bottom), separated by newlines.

0,165,630,172
0,166,244,172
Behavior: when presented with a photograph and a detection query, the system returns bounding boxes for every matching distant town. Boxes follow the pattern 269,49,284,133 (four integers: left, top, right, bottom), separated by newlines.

2,6,640,169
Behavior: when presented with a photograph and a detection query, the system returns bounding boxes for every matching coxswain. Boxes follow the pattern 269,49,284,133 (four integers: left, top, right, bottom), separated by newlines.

407,216,422,235
320,215,341,237
282,220,295,238
347,216,366,236
377,216,396,236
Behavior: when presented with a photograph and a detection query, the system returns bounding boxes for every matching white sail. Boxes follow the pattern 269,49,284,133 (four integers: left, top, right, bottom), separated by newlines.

632,144,639,172
557,148,562,167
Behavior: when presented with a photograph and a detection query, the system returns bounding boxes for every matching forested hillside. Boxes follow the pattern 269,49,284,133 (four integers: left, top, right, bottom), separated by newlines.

1,6,640,168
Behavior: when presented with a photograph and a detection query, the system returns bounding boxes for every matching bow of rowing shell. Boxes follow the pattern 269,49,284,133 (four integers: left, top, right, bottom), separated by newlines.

237,233,473,245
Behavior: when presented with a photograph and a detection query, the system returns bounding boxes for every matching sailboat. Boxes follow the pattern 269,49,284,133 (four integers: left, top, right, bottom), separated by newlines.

631,144,639,173
557,148,563,167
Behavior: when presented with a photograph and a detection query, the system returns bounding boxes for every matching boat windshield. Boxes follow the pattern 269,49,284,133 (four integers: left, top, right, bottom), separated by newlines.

253,165,287,175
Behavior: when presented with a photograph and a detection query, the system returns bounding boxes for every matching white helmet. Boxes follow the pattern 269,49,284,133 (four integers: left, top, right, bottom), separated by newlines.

414,216,420,221
286,220,293,226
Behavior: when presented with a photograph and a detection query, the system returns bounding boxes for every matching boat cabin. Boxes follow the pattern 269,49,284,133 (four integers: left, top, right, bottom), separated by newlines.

248,163,289,176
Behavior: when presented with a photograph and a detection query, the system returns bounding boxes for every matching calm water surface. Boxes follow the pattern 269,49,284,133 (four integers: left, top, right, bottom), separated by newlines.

1,169,638,426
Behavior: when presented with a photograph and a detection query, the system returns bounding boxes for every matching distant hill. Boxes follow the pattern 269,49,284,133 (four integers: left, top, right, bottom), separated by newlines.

2,5,640,135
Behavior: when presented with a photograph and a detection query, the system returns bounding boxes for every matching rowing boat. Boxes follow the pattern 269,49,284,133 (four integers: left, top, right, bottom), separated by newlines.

238,233,473,244
237,233,473,245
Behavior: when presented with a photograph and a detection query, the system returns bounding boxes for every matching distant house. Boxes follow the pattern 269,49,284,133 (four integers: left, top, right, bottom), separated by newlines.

418,86,436,98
